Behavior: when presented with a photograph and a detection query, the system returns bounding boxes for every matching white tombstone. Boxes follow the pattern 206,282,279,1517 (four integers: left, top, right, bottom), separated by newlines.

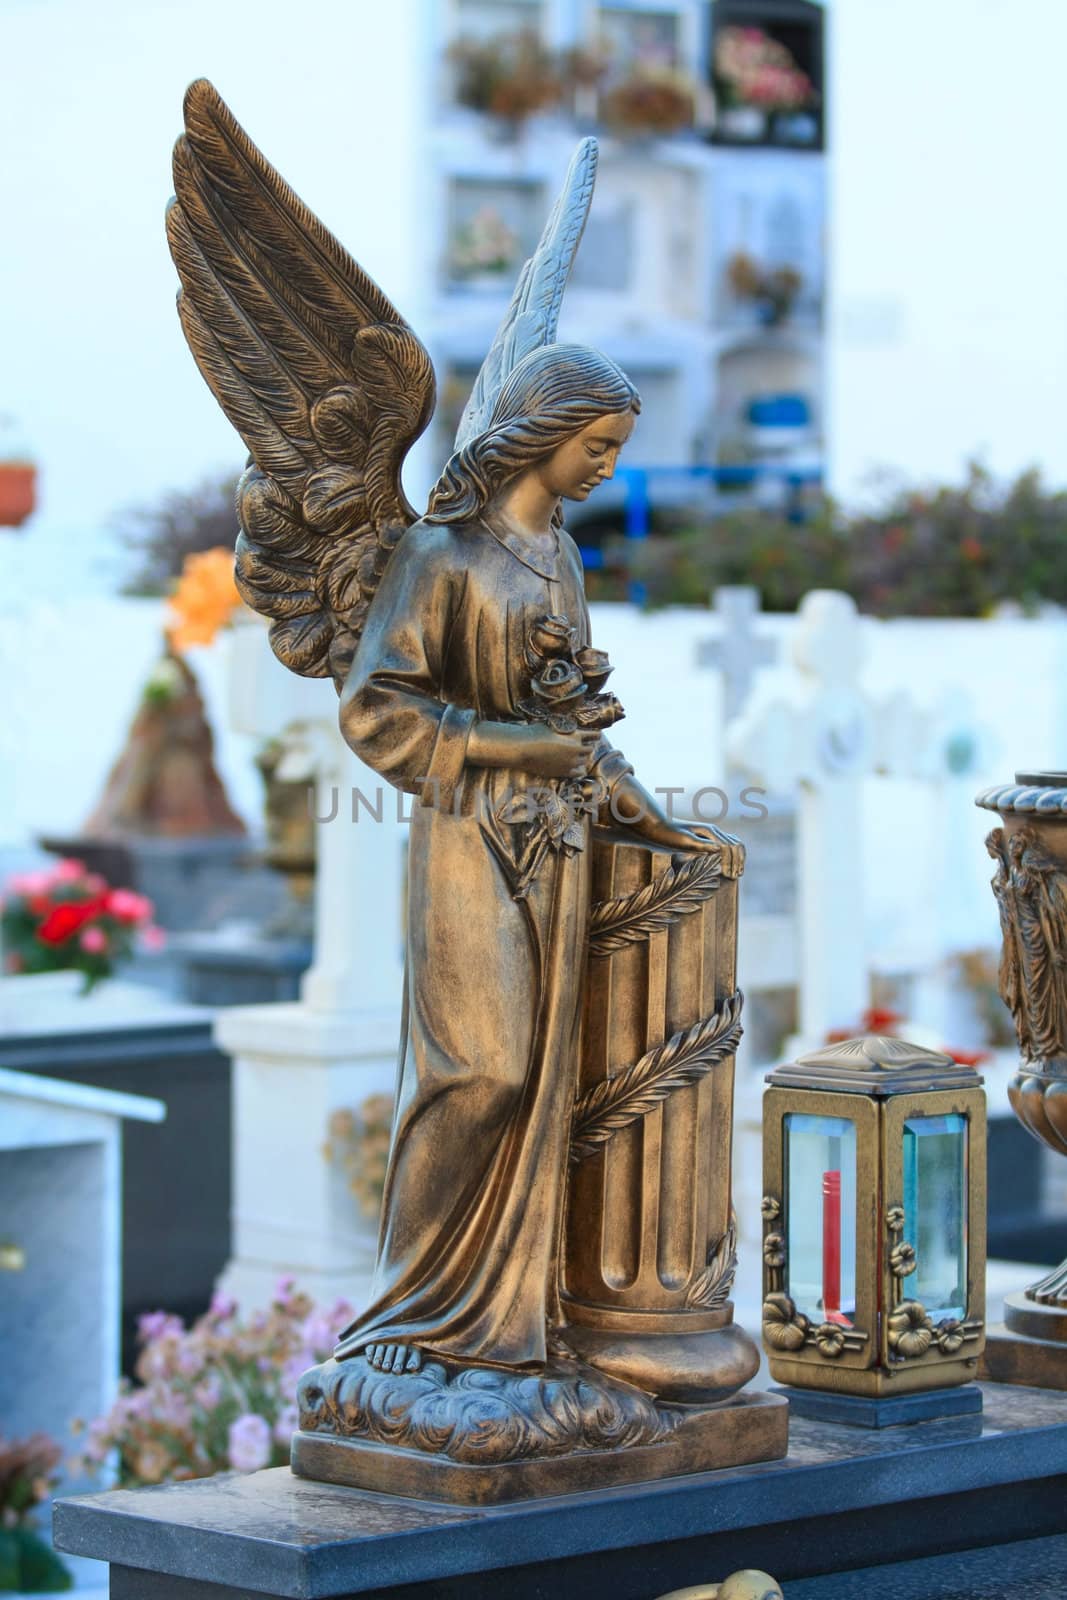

697,586,778,723
0,1068,164,1491
214,616,405,1311
727,590,932,1047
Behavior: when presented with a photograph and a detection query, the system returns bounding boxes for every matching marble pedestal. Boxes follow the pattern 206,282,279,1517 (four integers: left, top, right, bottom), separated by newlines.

213,1003,397,1312
55,1384,1067,1599
0,1068,163,1493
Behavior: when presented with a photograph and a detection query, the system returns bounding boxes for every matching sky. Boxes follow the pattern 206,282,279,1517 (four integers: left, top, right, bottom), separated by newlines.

3,0,1067,601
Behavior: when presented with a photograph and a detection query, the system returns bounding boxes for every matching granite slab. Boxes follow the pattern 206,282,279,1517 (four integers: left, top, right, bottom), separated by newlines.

53,1384,1067,1598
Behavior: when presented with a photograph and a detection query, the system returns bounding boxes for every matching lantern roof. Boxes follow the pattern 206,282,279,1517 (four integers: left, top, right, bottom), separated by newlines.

767,1035,983,1096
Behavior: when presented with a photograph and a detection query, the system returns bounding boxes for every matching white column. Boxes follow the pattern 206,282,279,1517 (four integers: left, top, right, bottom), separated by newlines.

215,618,405,1311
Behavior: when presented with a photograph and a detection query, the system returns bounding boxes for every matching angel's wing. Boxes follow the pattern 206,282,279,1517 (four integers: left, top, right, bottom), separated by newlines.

454,138,598,451
166,79,435,686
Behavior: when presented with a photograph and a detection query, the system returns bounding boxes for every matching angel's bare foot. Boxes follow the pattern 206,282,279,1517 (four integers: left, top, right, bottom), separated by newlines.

364,1342,422,1374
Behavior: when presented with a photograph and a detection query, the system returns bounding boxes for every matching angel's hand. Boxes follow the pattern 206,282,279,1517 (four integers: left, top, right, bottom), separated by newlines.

677,824,744,876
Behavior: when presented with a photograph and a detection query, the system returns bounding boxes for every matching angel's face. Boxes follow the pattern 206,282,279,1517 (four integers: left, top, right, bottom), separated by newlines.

535,410,636,504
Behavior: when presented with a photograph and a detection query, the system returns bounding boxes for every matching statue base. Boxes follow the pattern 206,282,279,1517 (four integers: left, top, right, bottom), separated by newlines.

982,1295,1067,1389
293,1352,786,1504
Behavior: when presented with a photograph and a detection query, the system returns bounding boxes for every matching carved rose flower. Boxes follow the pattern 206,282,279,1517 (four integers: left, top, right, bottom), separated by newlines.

814,1322,846,1358
528,615,576,660
761,1293,809,1352
889,1242,917,1278
885,1206,905,1233
888,1300,933,1358
935,1318,966,1355
761,1196,781,1222
531,659,587,707
762,1232,785,1269
574,646,612,694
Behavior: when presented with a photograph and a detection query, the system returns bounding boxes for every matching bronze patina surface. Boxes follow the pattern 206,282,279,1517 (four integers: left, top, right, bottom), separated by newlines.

977,774,1067,1387
762,1038,986,1401
166,80,773,1500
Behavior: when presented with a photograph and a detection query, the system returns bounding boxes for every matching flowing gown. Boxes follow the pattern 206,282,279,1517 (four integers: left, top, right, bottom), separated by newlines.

333,516,631,1367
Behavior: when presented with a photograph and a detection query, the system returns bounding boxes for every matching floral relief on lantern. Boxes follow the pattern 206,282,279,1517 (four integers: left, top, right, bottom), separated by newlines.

761,1036,987,1407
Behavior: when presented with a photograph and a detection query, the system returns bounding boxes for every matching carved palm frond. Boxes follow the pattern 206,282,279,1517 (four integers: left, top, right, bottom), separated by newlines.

570,991,743,1163
167,79,436,684
588,853,722,956
455,139,598,451
686,1209,738,1310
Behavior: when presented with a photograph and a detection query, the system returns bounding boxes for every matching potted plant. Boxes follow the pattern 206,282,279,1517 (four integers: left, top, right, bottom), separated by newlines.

727,251,805,327
448,30,562,135
449,205,520,289
71,1281,355,1486
0,1433,71,1592
1,858,162,995
713,25,816,142
599,64,697,139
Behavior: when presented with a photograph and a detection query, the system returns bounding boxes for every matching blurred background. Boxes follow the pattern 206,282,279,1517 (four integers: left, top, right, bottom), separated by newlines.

2,0,1066,1586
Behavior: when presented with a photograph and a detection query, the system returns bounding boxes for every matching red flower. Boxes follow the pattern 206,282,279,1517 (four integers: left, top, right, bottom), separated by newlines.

37,902,96,945
942,1047,990,1067
862,1006,903,1033
961,537,983,561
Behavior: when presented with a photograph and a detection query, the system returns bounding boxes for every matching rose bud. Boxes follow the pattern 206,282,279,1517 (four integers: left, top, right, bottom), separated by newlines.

574,646,612,694
528,614,577,660
574,693,625,730
532,659,588,705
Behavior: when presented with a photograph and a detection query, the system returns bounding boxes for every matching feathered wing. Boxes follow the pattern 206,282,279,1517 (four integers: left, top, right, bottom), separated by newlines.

454,138,598,451
166,79,436,685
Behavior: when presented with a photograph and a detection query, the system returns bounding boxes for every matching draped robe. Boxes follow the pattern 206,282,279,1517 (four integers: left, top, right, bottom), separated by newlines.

333,516,631,1367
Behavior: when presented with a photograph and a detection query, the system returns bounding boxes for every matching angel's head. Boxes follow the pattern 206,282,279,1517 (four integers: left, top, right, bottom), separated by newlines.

426,344,640,529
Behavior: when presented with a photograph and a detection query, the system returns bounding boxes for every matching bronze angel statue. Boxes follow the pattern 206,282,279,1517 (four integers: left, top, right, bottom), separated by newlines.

167,81,772,1500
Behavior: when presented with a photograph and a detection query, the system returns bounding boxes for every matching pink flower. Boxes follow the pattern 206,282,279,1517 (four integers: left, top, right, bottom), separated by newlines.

273,1404,299,1447
138,1311,184,1343
140,925,167,951
51,859,87,884
107,888,153,924
227,1413,272,1473
79,926,108,954
6,870,52,897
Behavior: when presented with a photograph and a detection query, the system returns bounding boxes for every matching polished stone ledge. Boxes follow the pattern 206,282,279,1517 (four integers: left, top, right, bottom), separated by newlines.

54,1384,1067,1599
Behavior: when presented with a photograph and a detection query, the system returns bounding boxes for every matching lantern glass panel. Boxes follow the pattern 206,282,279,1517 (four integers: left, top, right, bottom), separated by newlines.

902,1112,968,1321
784,1113,857,1325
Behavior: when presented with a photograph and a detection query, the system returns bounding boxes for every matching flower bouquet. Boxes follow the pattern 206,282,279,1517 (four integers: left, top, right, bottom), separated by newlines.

599,65,697,138
71,1282,355,1488
1,860,162,993
713,25,816,141
491,614,625,899
450,206,520,283
448,31,562,126
0,1434,70,1593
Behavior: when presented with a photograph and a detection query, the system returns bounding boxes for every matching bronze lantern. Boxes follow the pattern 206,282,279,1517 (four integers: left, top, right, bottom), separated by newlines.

761,1035,987,1425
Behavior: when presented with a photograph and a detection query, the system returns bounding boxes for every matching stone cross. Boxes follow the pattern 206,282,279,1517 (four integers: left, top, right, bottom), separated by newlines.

698,586,778,723
726,590,931,1045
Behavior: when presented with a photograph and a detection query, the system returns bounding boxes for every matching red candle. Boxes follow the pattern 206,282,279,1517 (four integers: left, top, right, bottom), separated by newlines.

822,1169,851,1326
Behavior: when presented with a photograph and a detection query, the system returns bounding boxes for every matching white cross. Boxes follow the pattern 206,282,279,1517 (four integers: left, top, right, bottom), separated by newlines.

726,590,933,1044
697,586,778,722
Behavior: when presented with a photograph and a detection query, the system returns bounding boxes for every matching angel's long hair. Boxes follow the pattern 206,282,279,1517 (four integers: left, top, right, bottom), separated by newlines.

426,344,640,528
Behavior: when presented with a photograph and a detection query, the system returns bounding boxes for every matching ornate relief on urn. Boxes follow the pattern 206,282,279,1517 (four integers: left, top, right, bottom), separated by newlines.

165,80,785,1502
978,773,1067,1385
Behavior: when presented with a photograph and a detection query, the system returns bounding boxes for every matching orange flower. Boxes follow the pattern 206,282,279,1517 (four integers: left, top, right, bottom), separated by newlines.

167,548,241,650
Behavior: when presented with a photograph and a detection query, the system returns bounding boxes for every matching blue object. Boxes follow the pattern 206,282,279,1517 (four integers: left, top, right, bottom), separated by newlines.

746,393,811,428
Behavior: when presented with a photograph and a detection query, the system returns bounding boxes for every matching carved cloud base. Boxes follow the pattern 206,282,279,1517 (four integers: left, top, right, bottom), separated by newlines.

292,1353,786,1504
